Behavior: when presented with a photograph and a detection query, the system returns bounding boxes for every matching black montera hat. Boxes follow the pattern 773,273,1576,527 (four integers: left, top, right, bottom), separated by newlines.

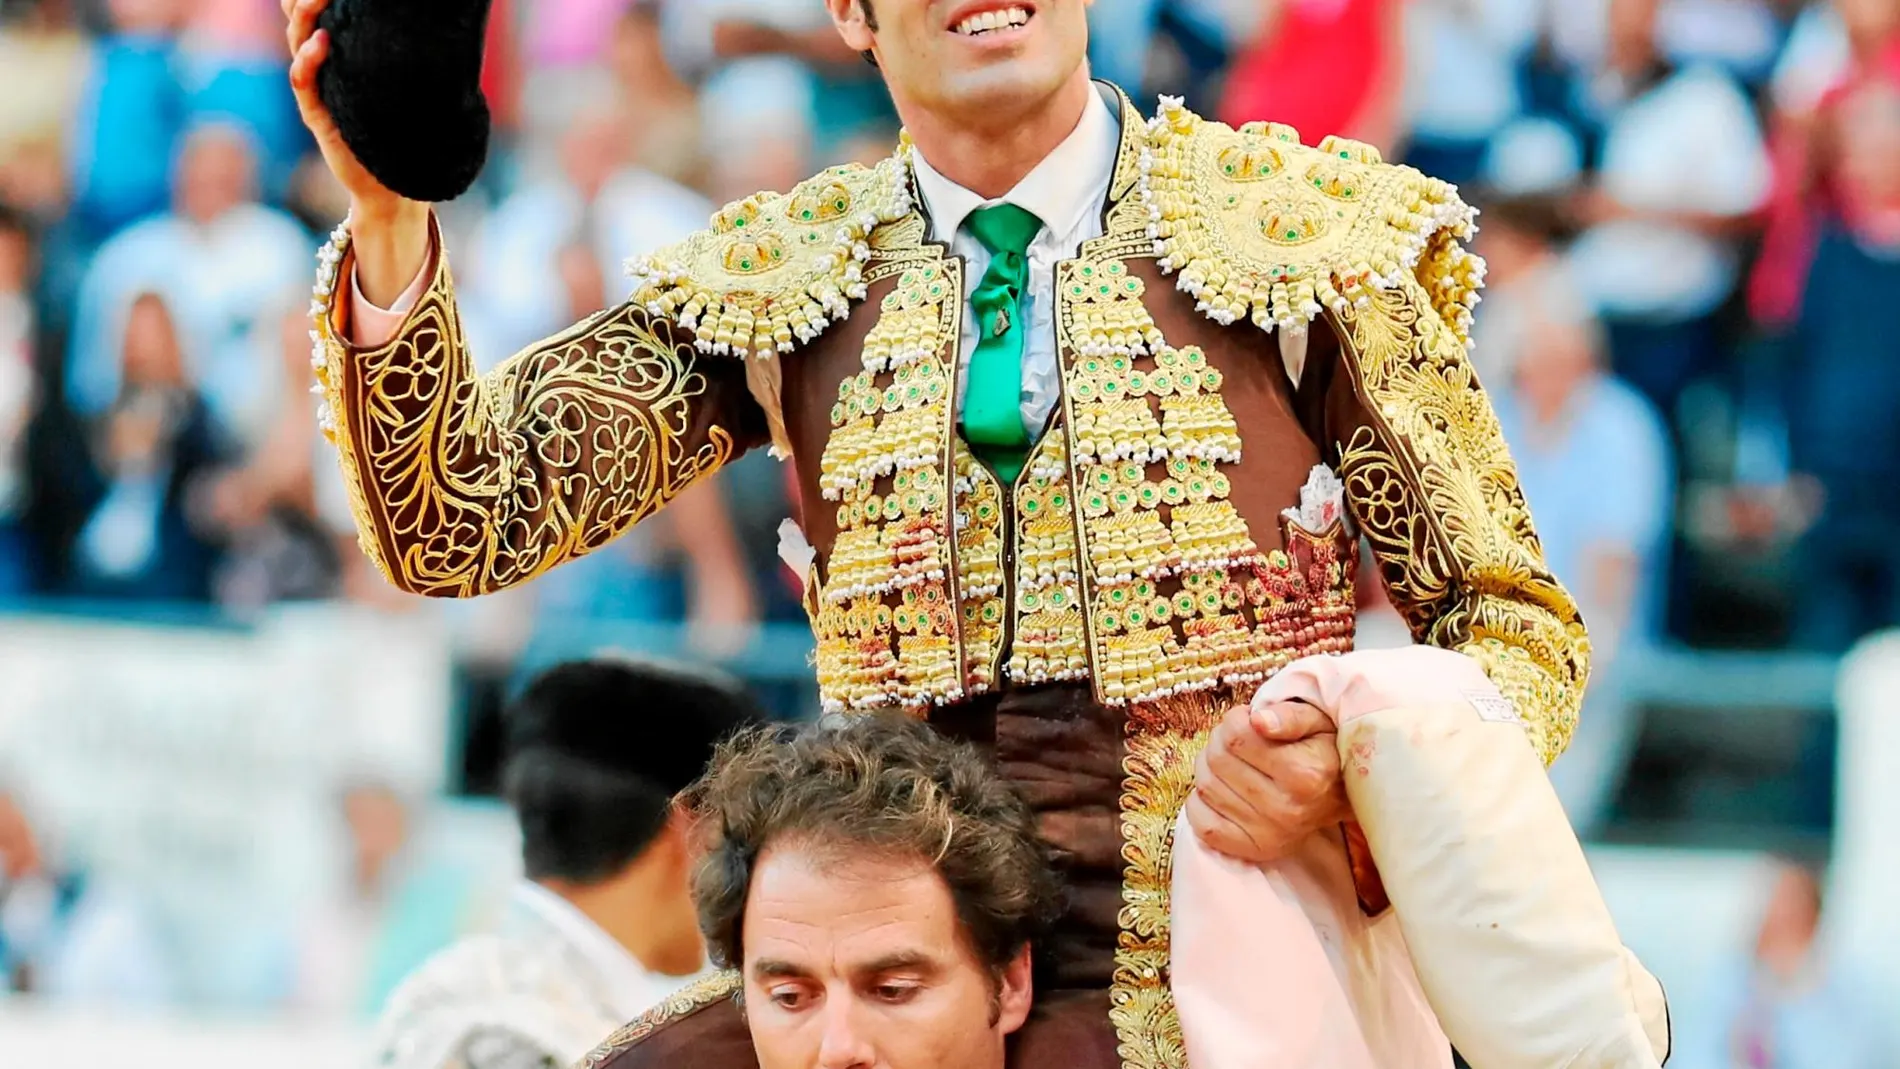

315,0,495,203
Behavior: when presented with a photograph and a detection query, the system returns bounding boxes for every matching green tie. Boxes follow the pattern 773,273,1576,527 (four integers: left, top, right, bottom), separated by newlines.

963,203,1043,484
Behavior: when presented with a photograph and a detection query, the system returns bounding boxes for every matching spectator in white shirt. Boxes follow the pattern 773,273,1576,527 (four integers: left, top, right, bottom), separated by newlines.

1400,0,1541,187
1563,0,1771,423
66,120,311,453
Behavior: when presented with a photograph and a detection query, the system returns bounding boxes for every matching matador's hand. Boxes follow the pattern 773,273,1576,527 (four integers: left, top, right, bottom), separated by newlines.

284,0,425,232
1186,700,1349,864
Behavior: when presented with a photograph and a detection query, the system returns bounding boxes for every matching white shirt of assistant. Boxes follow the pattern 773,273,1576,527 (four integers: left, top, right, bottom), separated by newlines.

1566,65,1771,320
509,880,697,1022
909,87,1120,439
370,880,708,1069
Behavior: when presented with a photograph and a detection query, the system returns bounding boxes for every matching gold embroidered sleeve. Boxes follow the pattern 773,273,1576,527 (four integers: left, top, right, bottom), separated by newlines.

314,232,769,598
1319,284,1591,765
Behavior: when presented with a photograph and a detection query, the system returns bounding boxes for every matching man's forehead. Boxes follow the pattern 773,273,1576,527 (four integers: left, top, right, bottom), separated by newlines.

743,843,963,970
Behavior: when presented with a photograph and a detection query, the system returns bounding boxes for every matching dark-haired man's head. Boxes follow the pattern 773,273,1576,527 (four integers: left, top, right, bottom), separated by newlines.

504,658,767,977
690,715,1062,1069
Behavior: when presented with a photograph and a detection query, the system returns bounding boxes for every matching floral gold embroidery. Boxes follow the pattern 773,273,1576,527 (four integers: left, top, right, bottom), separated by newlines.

628,159,914,361
1057,255,1350,712
1007,436,1089,685
1110,690,1234,1069
955,445,1008,693
312,227,738,598
811,258,966,714
1142,97,1477,343
575,971,741,1068
1333,284,1588,764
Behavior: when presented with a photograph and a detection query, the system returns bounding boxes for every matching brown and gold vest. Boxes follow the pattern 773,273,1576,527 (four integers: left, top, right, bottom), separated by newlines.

619,91,1491,725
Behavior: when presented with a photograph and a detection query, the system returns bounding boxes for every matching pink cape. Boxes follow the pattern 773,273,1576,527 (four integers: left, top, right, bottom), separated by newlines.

1170,648,1491,1069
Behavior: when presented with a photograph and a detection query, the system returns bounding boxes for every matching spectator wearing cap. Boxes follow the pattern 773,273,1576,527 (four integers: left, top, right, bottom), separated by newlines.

366,659,768,1069
1468,117,1590,394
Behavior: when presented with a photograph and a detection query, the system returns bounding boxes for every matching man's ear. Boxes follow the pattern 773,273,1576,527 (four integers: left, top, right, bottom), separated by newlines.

995,944,1036,1036
666,800,709,865
824,0,877,54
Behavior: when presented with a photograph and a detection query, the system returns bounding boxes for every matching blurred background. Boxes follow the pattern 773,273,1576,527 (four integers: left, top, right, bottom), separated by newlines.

0,0,1897,1064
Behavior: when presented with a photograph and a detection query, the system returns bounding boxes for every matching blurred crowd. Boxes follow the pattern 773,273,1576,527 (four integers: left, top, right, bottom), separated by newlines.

4,0,1900,651
1,0,1898,1057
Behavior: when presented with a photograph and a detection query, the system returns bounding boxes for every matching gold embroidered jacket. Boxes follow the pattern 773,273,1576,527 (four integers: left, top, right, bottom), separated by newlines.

311,92,1586,758
310,89,1589,1066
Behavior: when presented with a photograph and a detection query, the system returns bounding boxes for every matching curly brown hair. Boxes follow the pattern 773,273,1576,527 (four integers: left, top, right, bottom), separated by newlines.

687,714,1063,978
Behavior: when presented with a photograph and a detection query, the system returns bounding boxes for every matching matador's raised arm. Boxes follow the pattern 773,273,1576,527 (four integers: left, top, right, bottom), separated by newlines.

309,217,770,598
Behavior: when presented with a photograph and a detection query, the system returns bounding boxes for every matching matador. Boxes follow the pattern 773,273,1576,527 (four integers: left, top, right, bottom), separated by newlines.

289,0,1668,1065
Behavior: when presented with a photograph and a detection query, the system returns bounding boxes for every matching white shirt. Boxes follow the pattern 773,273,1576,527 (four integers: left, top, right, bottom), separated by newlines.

911,87,1121,438
510,881,692,1019
1566,65,1771,320
370,881,705,1069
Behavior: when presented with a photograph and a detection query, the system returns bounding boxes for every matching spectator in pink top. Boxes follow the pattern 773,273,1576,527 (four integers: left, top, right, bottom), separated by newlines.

1749,0,1900,329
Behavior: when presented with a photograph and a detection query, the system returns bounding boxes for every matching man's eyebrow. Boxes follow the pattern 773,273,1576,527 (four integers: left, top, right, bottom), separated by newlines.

751,958,815,980
853,950,944,977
